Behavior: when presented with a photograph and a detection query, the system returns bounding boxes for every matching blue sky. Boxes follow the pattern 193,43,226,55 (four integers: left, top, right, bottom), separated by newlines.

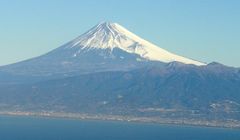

0,0,239,67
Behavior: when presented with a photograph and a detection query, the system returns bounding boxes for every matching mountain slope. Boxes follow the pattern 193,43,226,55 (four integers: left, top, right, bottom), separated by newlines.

0,22,204,76
67,22,205,65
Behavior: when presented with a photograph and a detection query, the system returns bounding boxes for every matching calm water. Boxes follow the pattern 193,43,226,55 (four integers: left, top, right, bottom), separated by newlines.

0,115,240,140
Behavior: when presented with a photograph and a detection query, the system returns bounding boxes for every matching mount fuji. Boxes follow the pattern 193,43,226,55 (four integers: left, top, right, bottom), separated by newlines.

67,22,204,65
0,22,205,77
0,22,240,128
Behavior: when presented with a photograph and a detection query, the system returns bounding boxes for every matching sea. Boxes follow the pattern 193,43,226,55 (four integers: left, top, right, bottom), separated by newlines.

0,115,240,140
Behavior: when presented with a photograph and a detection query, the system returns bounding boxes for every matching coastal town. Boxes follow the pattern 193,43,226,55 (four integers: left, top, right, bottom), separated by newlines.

1,111,239,129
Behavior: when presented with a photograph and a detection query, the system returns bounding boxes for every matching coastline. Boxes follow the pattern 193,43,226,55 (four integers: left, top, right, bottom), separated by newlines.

0,111,239,129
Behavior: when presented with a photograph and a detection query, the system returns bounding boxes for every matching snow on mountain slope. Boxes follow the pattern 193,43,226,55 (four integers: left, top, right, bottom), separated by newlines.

0,22,206,76
64,22,205,66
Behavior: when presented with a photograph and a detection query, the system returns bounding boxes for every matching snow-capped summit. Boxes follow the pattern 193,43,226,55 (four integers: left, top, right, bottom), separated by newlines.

0,22,206,76
64,22,205,66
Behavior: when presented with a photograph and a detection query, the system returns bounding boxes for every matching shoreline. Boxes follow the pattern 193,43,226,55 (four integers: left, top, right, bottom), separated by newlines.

0,111,239,129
